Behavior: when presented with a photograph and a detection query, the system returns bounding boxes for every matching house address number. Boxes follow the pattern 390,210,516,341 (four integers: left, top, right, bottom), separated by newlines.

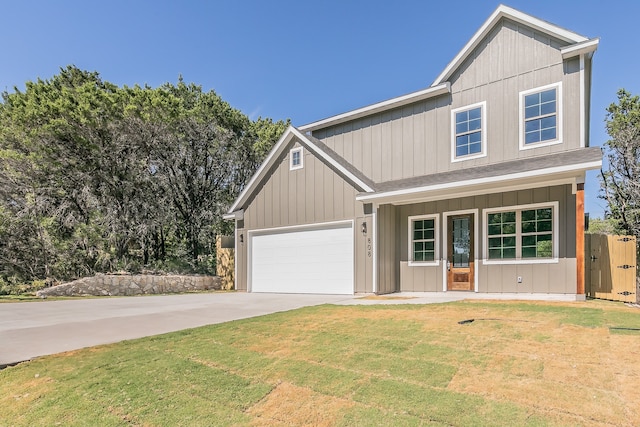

367,237,372,258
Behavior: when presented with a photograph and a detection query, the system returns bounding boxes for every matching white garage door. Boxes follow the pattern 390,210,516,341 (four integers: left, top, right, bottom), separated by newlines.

250,223,354,294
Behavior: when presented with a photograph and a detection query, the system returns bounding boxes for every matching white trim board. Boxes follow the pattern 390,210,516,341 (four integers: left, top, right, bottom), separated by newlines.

408,213,441,267
356,160,601,205
518,82,563,151
561,38,599,59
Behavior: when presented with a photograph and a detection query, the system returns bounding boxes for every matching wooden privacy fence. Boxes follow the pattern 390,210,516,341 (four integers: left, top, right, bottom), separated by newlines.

585,234,637,303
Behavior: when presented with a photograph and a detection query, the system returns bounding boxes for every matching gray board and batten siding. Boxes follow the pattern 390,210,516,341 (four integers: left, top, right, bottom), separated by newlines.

311,18,588,183
236,141,373,293
394,184,577,294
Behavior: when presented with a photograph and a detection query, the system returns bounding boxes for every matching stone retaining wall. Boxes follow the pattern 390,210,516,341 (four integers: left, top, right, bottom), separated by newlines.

36,274,221,297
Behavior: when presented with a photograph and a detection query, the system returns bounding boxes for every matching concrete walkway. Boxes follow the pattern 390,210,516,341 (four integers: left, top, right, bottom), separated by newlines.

336,291,581,305
0,292,351,367
0,291,579,367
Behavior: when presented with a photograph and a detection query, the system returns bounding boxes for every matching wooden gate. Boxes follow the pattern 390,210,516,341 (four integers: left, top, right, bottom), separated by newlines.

585,234,637,302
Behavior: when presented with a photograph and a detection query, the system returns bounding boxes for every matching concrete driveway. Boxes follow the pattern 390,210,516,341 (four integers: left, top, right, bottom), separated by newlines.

0,292,352,367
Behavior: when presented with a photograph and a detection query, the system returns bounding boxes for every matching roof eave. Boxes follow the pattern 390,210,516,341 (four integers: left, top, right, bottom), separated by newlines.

298,82,451,133
223,210,244,221
227,126,296,214
356,160,602,205
561,37,599,59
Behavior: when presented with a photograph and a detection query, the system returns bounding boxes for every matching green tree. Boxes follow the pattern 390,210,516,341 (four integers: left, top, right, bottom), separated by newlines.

0,66,289,288
601,89,640,240
587,217,621,235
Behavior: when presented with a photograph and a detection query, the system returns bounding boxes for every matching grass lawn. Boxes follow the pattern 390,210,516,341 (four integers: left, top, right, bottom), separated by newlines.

1,299,640,426
0,295,53,302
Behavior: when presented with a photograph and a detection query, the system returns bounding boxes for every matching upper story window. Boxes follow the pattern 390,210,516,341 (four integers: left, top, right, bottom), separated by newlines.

484,202,558,264
408,214,439,266
520,83,562,150
290,146,303,170
451,101,486,162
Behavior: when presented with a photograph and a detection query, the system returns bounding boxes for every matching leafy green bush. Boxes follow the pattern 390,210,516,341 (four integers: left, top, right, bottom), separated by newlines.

0,277,50,295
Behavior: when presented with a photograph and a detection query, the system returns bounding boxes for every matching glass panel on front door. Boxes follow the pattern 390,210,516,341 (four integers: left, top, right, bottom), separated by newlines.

452,217,470,267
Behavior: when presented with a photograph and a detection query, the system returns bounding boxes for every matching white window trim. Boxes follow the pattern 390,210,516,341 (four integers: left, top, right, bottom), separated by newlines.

408,214,440,266
482,201,559,265
451,101,487,162
519,82,563,150
289,146,303,170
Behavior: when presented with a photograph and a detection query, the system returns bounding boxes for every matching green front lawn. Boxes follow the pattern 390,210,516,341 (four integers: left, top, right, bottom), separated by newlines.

2,300,639,426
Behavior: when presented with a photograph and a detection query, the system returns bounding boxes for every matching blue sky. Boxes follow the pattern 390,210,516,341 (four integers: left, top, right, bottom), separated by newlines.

1,1,638,218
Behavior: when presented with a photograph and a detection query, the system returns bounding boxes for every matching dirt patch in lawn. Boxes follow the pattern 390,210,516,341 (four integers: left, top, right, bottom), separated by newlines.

243,302,640,426
247,382,354,426
446,316,640,426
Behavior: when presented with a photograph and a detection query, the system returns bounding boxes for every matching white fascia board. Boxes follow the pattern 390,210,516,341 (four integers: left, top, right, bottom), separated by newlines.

561,38,599,59
228,126,296,213
432,5,589,86
298,83,450,132
356,160,602,204
290,128,374,193
223,210,244,221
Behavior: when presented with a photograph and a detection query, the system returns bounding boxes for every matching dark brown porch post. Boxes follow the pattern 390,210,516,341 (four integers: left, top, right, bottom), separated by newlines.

576,183,585,295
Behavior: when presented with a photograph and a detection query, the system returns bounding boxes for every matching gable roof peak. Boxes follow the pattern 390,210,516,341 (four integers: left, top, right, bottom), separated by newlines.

226,126,375,215
432,4,590,86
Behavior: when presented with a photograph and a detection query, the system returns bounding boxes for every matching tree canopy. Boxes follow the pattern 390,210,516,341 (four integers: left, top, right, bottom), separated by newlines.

600,88,640,239
0,66,288,291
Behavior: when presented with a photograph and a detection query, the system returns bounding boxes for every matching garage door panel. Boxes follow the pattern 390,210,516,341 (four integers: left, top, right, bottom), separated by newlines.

250,224,353,294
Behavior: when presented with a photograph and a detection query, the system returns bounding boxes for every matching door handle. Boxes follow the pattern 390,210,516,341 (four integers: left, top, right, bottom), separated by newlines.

447,260,451,271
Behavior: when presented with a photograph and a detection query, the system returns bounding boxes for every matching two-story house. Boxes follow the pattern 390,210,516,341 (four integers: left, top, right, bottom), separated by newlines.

224,5,602,299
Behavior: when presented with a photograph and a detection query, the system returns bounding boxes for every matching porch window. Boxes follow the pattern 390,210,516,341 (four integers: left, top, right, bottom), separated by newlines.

520,83,562,149
487,211,516,259
451,101,486,161
485,203,557,262
409,214,439,265
521,208,553,258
